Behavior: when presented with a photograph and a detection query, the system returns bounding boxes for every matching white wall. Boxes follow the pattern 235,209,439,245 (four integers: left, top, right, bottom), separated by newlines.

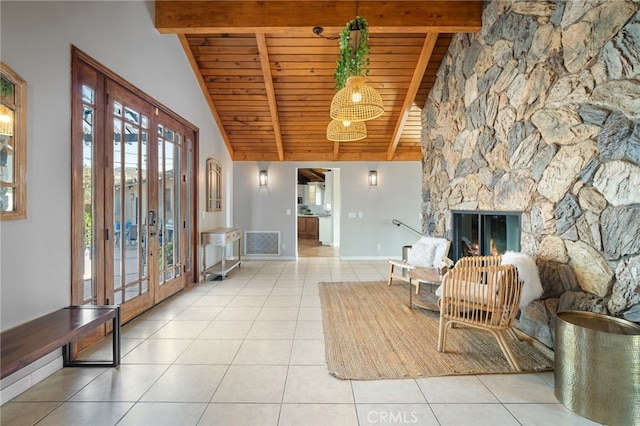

233,161,423,259
0,1,230,331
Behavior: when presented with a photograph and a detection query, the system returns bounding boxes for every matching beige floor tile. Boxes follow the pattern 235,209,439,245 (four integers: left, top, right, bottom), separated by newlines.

121,319,168,338
430,403,520,426
13,366,106,402
263,295,302,307
216,306,262,321
289,339,326,365
175,339,243,364
212,365,288,403
300,295,321,307
283,365,354,403
0,402,60,426
77,336,143,361
352,379,426,404
246,320,297,339
232,339,293,365
504,403,601,425
172,306,223,321
237,286,273,296
35,401,132,426
478,373,558,403
294,320,324,339
416,375,499,403
205,286,243,296
122,338,193,364
192,295,234,307
136,306,182,322
117,402,206,425
257,306,300,321
279,403,358,426
228,295,268,307
199,320,253,339
356,403,438,426
141,364,227,402
199,403,280,426
70,364,169,401
297,307,322,321
150,320,210,339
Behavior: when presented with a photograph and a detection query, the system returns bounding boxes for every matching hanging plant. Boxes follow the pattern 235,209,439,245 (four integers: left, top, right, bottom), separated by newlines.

334,16,370,90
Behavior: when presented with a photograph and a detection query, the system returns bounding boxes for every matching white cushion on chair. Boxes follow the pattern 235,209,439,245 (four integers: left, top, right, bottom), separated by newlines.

406,236,449,268
407,241,437,267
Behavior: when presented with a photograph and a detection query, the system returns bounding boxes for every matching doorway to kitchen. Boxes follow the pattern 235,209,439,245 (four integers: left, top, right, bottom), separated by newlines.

296,168,340,257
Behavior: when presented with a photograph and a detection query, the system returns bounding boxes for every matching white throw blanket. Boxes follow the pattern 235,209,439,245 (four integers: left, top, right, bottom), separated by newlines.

501,251,543,309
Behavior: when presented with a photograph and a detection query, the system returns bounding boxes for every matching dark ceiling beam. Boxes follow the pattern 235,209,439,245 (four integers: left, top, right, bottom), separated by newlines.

155,1,483,34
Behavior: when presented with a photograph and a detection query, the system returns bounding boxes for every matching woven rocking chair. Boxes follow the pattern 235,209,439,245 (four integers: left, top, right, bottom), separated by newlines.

437,264,523,371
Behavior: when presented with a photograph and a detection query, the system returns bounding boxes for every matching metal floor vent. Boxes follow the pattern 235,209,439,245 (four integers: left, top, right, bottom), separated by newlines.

245,231,281,255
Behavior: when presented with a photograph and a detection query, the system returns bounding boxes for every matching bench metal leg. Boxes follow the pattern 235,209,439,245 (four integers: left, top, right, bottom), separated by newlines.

63,306,121,368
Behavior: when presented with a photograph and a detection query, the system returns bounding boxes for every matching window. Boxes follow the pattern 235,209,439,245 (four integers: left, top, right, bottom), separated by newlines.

0,62,27,220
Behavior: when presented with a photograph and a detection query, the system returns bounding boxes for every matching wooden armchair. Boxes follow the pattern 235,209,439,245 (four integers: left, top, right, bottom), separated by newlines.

455,254,502,268
437,264,523,371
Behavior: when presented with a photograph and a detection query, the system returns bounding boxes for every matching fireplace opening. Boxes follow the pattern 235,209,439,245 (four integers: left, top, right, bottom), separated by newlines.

451,210,521,262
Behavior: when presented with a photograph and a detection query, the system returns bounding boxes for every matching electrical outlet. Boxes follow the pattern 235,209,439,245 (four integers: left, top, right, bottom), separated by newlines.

377,243,381,250
282,243,286,250
286,209,291,215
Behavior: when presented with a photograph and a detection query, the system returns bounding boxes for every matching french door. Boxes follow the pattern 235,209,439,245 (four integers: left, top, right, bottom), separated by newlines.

71,48,197,326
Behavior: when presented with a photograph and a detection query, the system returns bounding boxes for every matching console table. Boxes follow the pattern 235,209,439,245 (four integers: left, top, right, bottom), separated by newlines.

201,227,242,280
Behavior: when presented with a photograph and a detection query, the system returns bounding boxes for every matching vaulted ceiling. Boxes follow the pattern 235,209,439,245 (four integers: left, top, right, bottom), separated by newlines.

155,1,483,161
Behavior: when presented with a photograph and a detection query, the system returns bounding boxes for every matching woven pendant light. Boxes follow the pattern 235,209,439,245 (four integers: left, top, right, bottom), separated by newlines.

330,76,384,123
326,119,367,142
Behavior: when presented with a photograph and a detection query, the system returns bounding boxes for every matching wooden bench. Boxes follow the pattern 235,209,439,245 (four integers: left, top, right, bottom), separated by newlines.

1,305,121,380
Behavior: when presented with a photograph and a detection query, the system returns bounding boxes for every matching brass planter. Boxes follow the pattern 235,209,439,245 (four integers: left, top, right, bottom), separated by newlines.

555,310,640,426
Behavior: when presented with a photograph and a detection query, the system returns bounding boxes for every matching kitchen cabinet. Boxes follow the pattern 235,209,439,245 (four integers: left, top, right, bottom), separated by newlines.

298,216,319,240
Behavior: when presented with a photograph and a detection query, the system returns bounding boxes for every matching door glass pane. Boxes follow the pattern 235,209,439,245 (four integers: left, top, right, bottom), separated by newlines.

113,116,123,304
113,103,149,304
185,138,192,272
82,93,96,304
158,124,181,284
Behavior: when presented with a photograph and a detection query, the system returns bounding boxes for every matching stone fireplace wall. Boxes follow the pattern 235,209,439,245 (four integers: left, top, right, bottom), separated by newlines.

422,0,640,348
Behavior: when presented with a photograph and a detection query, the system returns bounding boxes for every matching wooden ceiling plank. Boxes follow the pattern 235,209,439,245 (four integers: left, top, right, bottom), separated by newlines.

177,34,236,159
386,33,438,161
256,33,285,161
155,1,483,34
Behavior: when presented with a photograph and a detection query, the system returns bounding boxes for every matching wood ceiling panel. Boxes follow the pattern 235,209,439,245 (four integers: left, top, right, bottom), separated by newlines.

166,1,481,162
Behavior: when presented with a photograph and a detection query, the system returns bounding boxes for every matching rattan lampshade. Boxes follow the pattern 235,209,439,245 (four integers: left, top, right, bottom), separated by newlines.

326,119,367,142
0,105,13,136
330,76,384,122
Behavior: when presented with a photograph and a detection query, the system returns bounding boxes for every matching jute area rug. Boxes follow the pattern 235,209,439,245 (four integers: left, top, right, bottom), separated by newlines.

319,281,554,380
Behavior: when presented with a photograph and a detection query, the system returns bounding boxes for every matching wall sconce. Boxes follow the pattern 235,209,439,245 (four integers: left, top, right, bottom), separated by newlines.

259,170,268,187
368,170,378,187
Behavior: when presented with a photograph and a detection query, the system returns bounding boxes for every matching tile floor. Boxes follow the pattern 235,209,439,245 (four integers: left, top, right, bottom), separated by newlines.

1,259,599,425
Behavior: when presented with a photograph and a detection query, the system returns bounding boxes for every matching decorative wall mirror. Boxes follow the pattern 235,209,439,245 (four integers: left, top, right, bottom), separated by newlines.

206,158,222,211
0,62,27,220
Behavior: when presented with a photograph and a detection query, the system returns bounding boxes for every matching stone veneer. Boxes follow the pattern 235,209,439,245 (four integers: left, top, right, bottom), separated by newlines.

422,0,640,348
